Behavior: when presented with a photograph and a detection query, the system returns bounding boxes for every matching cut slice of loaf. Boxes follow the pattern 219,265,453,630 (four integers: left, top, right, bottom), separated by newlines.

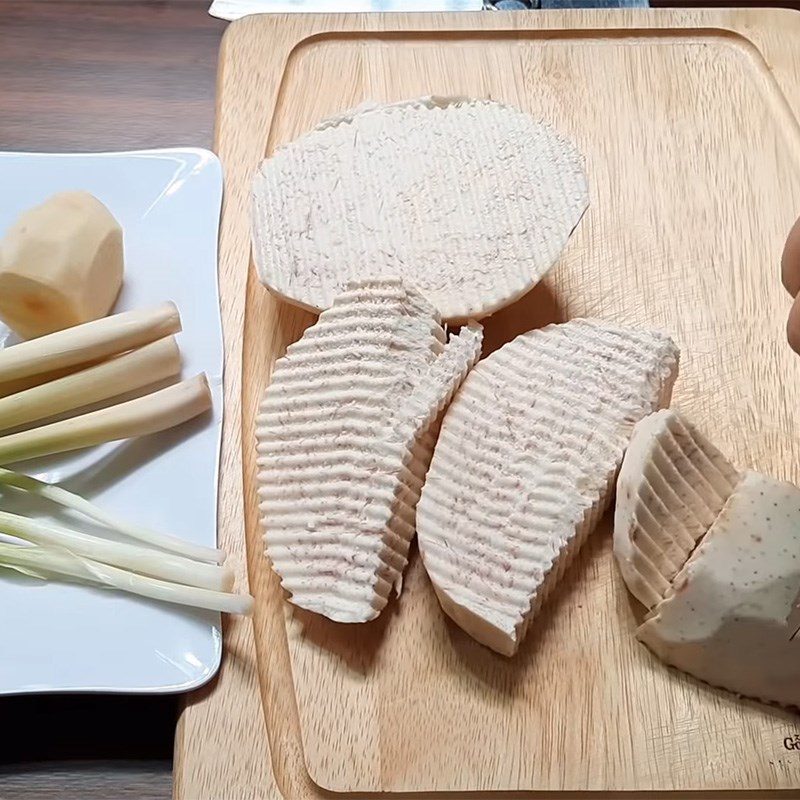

416,319,680,655
637,471,800,709
256,279,482,623
252,97,588,323
614,409,741,609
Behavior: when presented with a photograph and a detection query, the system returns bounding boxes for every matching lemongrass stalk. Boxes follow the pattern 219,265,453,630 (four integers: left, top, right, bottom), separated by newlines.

0,509,232,591
0,302,181,384
0,336,182,433
0,542,253,615
0,364,90,399
0,374,212,464
0,467,224,563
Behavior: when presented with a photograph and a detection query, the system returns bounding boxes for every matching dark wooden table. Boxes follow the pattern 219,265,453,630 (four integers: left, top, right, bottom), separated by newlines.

0,3,223,798
0,0,223,153
2,2,800,799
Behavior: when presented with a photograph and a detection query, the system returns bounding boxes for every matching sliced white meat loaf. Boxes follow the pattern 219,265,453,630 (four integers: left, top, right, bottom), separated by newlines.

638,471,800,709
256,278,482,623
417,319,680,655
252,96,588,322
614,409,741,609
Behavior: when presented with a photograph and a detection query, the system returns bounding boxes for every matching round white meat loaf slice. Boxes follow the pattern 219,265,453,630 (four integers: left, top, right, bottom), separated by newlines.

417,319,680,655
614,409,741,610
256,278,482,623
638,471,800,709
252,96,588,322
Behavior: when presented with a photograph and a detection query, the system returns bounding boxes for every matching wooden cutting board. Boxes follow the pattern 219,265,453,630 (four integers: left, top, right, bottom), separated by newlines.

174,8,800,799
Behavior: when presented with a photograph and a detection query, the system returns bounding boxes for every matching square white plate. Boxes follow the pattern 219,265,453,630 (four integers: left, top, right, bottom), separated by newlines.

0,148,224,694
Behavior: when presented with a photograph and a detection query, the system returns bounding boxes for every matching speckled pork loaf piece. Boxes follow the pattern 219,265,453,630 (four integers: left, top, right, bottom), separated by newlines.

252,96,589,322
638,471,800,709
256,278,482,623
417,319,680,655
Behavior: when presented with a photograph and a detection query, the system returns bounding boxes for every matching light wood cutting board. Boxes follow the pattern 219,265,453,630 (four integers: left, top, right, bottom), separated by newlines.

174,8,800,799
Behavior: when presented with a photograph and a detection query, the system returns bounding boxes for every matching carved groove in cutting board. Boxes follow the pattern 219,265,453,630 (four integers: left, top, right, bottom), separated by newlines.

266,28,795,158
175,10,800,800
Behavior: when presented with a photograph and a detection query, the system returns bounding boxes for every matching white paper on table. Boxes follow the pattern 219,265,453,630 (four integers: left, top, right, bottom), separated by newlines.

209,0,480,19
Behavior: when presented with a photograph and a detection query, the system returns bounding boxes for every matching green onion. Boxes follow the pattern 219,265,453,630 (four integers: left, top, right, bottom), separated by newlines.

0,542,253,615
0,509,232,592
0,467,224,564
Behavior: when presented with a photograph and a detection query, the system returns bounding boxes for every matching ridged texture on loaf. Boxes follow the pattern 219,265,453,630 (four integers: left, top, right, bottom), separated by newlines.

256,278,482,623
614,410,740,610
397,321,483,439
252,97,588,322
417,319,680,655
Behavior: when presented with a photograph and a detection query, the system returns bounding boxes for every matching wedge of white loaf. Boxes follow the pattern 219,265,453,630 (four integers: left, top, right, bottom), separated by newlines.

637,471,800,708
256,278,482,623
615,409,800,709
614,409,741,609
252,96,588,323
417,319,680,655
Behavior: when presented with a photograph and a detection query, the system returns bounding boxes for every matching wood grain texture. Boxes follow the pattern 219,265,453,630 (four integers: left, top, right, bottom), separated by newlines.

0,762,170,800
0,5,220,800
0,1,223,152
176,8,800,799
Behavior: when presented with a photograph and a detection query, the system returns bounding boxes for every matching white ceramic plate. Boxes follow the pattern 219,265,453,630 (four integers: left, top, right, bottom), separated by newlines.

0,148,224,694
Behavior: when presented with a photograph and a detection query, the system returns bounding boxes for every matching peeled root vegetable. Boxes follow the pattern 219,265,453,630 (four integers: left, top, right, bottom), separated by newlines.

0,191,124,339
